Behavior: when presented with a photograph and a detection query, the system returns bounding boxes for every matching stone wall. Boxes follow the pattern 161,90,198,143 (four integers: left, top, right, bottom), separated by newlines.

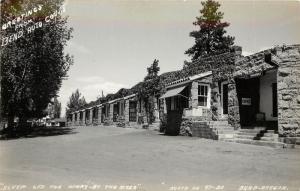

275,45,300,137
227,78,240,130
180,119,217,139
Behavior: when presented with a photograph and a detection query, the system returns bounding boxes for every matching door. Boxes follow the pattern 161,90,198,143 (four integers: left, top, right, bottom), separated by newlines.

166,110,183,136
222,83,228,115
166,96,184,135
236,78,260,127
113,104,119,122
129,101,137,122
272,83,278,117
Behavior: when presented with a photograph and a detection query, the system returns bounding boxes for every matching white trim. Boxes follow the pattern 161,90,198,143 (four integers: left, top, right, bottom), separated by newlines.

166,71,212,89
197,83,211,109
190,71,212,81
108,98,120,104
123,94,136,100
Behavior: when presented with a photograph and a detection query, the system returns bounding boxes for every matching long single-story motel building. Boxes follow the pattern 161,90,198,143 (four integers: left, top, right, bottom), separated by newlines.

68,45,300,147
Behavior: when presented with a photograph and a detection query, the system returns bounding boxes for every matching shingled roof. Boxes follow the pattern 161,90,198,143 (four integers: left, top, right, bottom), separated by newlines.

73,48,240,111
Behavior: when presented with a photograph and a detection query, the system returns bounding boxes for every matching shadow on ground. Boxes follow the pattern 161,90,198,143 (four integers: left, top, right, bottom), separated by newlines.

0,127,77,140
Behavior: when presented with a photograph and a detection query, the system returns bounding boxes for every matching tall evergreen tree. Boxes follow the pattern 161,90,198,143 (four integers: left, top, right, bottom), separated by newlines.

185,0,234,61
53,97,61,119
66,89,86,117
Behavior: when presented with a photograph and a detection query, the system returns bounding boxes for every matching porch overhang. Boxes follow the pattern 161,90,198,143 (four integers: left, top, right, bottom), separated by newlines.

160,86,187,99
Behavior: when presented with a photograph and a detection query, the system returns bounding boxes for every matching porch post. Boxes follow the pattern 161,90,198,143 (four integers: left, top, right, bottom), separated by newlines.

125,100,130,122
153,96,159,122
227,79,241,130
163,99,167,114
97,106,102,125
82,110,86,126
109,103,114,122
89,109,93,125
191,81,198,108
212,80,222,120
119,101,122,117
276,46,300,138
72,113,75,126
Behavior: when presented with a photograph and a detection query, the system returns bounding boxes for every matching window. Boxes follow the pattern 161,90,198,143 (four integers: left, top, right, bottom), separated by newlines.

198,84,209,107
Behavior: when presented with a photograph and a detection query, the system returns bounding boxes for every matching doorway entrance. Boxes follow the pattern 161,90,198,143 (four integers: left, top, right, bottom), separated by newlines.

113,103,119,122
129,101,137,122
221,82,228,117
236,77,260,128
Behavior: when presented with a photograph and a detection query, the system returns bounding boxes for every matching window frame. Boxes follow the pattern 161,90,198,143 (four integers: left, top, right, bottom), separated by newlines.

197,83,211,108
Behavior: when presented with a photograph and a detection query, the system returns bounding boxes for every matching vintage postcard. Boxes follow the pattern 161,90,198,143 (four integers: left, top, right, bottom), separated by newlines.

0,0,300,191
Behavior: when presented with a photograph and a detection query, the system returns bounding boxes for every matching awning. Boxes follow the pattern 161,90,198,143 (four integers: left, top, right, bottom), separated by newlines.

160,86,187,99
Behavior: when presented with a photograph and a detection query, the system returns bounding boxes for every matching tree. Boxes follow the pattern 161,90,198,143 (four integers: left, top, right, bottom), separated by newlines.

53,97,61,119
185,0,234,61
66,89,86,117
138,59,161,124
1,0,73,130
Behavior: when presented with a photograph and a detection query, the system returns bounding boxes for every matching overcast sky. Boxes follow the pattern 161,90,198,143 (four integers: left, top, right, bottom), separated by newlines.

59,0,300,115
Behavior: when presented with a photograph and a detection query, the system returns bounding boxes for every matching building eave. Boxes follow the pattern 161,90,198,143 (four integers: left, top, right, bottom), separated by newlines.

166,71,212,89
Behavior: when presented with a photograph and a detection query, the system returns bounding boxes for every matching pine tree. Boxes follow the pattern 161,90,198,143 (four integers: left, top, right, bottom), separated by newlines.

185,0,234,61
53,98,61,119
66,89,86,117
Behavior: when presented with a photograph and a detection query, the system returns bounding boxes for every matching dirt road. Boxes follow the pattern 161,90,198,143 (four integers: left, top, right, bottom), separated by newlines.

0,126,299,191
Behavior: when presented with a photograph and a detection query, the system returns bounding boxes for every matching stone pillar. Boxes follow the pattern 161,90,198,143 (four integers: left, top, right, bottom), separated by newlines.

153,96,159,122
141,99,147,124
79,112,81,126
109,104,114,122
227,78,240,130
125,100,130,122
276,46,300,138
163,99,167,114
190,81,198,108
211,80,222,120
82,111,86,126
89,109,93,125
97,107,102,125
72,113,75,126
